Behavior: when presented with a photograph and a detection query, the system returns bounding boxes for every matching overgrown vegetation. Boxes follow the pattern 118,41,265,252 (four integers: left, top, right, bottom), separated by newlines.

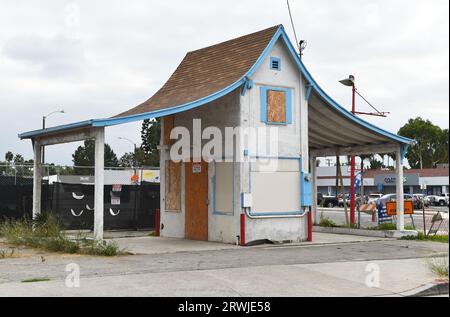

0,214,124,256
0,247,17,259
368,223,416,231
426,257,449,279
401,233,449,243
318,215,339,228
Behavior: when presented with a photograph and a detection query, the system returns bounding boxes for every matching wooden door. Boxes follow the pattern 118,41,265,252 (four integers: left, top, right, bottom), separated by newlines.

185,161,208,241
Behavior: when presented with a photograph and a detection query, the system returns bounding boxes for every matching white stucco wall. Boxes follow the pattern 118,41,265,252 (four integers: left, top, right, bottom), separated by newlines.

160,38,310,244
240,38,308,243
160,91,242,243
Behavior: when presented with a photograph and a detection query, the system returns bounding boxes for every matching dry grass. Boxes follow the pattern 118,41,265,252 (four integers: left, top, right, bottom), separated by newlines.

0,247,19,259
426,256,449,279
0,214,124,257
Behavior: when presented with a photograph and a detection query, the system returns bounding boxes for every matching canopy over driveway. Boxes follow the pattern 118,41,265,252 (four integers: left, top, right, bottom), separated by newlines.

18,25,414,240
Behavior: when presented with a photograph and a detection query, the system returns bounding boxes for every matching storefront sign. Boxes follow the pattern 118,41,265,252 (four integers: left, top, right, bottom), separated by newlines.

374,173,419,186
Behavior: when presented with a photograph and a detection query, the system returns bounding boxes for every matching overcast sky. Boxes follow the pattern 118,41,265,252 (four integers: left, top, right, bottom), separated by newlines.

0,0,448,166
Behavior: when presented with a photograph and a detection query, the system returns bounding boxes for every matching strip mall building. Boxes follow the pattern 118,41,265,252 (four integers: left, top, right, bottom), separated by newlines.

317,166,449,196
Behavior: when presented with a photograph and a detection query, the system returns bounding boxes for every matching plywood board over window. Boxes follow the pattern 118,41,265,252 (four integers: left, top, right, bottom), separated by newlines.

267,90,286,123
163,115,175,145
165,160,181,211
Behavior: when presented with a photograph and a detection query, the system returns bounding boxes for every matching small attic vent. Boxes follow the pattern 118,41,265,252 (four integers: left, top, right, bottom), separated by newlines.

270,57,281,71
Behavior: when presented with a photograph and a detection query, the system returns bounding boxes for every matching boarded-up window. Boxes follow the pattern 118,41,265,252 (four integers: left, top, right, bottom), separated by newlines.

165,160,181,211
267,90,286,123
163,116,175,145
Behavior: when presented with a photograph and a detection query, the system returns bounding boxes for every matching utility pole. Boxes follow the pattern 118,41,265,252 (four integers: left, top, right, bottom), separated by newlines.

42,110,65,164
339,75,389,226
339,75,356,225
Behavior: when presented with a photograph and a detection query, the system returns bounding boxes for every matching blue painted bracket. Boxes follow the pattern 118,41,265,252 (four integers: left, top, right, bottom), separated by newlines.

305,84,314,101
241,77,254,96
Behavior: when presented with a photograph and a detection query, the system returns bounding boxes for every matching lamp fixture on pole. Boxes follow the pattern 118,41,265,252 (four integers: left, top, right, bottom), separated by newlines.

42,109,65,164
339,75,357,225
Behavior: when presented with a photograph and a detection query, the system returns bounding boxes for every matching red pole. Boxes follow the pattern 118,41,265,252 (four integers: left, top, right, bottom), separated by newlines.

240,213,246,246
155,208,160,236
307,208,313,242
350,81,356,226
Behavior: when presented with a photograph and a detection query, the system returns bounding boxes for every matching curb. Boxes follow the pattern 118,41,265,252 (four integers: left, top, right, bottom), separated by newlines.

402,282,449,297
313,226,418,239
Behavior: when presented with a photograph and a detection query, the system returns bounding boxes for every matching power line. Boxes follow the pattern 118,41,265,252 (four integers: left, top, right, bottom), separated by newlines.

286,0,300,52
355,88,390,117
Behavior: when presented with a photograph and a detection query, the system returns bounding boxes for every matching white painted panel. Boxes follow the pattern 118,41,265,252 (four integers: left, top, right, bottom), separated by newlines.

252,158,298,172
252,171,300,213
251,158,300,213
215,162,233,213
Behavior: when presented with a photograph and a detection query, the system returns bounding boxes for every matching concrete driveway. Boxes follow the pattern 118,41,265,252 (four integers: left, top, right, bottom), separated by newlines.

113,236,240,255
108,232,388,255
1,233,447,297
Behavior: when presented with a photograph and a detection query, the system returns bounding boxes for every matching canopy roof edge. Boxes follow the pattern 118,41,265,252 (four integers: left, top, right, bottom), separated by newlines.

18,25,415,148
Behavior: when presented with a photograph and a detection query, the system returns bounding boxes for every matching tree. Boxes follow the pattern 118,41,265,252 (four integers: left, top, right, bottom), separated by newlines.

140,118,161,167
13,154,24,165
398,117,448,169
5,151,13,163
368,155,384,170
119,152,135,168
436,128,449,166
72,140,119,173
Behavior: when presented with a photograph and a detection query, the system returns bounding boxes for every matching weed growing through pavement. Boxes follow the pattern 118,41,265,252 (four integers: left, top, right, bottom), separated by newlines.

0,213,125,256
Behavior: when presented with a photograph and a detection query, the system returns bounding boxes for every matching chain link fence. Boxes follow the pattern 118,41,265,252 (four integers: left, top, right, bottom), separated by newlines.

0,164,160,231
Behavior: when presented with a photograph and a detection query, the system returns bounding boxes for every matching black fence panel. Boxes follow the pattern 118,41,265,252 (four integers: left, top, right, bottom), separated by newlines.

0,182,52,221
138,182,160,229
1,180,160,231
52,182,95,230
51,182,159,231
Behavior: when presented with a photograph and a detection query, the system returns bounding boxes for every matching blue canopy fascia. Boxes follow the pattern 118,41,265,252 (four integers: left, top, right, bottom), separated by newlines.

18,25,415,151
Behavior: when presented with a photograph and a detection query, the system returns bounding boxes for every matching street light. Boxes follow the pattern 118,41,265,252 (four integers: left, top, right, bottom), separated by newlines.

340,75,356,226
42,109,65,164
118,137,137,168
299,40,307,59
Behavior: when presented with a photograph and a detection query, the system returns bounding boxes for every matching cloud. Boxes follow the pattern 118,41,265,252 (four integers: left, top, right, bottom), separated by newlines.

2,34,85,77
0,0,448,165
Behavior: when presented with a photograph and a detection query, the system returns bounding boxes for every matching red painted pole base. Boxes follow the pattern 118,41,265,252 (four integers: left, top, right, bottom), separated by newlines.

240,213,246,246
155,208,160,236
307,208,313,242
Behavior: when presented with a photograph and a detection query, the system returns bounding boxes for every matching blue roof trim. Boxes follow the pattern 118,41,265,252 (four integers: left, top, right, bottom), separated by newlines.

250,25,413,146
18,79,246,138
18,120,94,139
91,78,246,127
18,25,414,146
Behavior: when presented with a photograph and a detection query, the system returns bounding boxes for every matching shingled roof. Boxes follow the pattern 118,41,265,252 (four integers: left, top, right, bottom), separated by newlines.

18,24,414,150
115,25,281,118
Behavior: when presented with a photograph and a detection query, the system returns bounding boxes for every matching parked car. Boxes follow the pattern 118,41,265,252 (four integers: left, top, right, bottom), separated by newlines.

425,195,436,206
435,193,449,206
376,194,414,209
317,193,339,208
338,194,362,208
368,193,383,204
412,194,424,209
